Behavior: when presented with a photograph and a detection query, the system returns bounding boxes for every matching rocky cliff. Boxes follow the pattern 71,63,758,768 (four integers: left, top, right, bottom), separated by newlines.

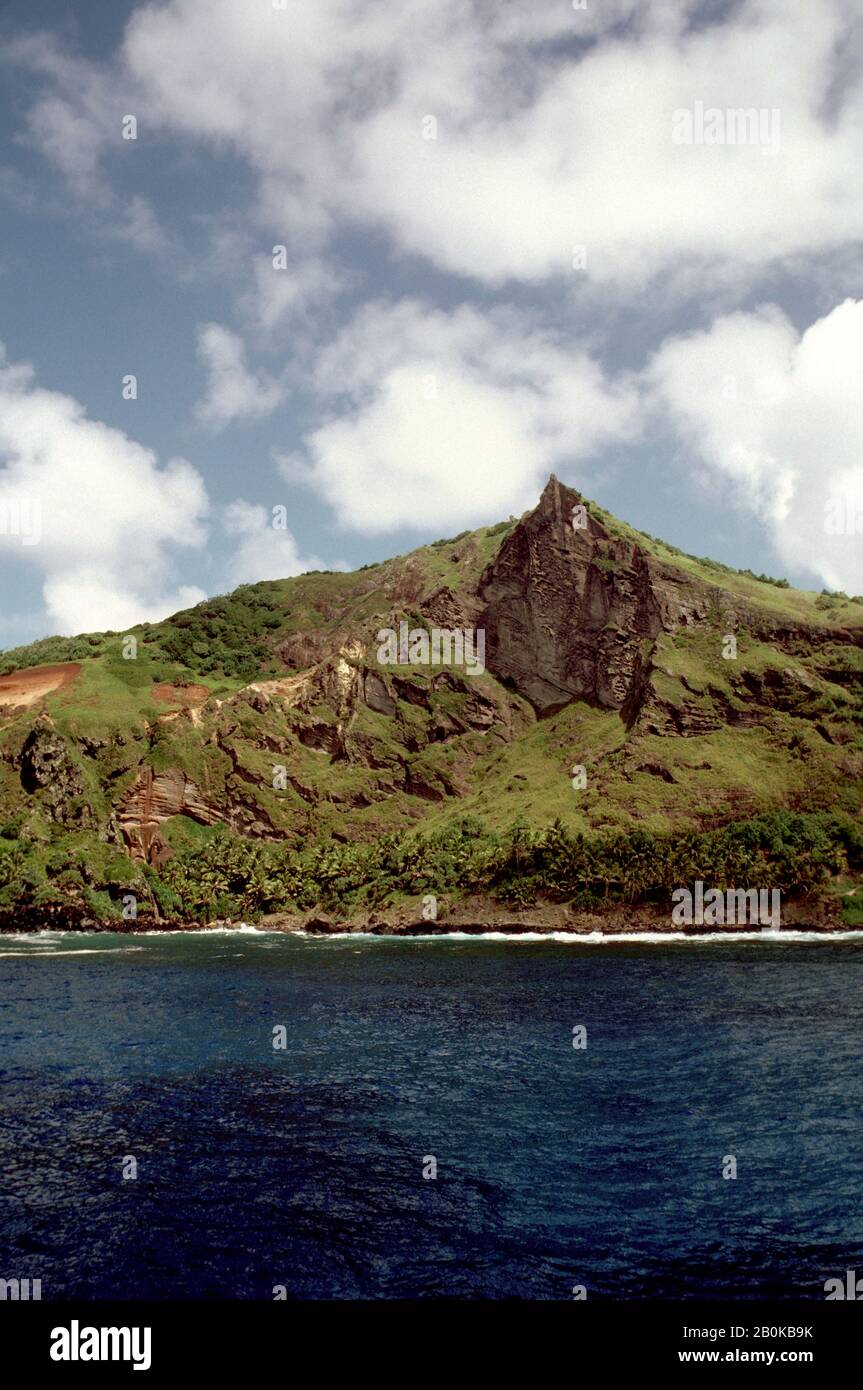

480,477,696,713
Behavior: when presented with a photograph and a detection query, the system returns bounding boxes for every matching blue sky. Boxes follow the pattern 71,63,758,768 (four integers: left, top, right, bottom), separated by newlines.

1,0,862,646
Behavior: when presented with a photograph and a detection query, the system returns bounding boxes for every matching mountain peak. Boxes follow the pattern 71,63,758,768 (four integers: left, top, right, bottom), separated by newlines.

535,472,583,518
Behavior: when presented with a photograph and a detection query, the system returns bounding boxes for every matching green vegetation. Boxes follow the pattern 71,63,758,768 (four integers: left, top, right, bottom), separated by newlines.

158,809,863,918
0,823,144,918
4,809,855,926
589,502,863,626
141,585,288,678
839,887,863,927
0,631,111,676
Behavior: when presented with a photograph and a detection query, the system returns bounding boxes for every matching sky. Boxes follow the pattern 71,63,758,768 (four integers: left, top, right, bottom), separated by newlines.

0,0,861,647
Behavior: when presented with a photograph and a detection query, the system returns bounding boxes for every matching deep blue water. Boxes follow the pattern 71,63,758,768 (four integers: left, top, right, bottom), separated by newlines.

1,929,862,1300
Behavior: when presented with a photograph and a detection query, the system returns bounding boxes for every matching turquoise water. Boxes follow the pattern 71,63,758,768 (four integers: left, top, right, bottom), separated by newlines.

1,929,862,1299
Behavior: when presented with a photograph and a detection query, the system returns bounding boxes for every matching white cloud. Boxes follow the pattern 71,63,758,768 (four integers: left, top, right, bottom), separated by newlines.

194,323,284,430
289,299,639,533
6,32,120,202
0,343,209,633
8,1,861,295
346,0,863,289
241,252,350,334
42,572,206,635
649,298,863,594
222,500,333,585
29,0,846,294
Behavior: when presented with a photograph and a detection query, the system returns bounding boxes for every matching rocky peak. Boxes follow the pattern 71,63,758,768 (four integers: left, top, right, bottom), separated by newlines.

478,475,707,716
533,473,604,533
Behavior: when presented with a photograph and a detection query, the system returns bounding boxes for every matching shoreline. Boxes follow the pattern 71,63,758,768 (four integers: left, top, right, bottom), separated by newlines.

0,893,850,938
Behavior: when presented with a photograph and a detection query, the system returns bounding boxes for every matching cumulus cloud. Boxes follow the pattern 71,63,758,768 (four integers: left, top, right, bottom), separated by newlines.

42,572,206,635
194,324,284,430
0,344,208,633
222,500,333,585
286,299,640,533
13,0,851,295
649,298,863,594
346,0,863,289
5,0,860,297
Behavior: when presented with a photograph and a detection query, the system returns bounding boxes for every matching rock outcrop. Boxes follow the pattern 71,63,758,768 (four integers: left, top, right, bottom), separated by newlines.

18,720,93,827
478,476,712,716
117,766,222,866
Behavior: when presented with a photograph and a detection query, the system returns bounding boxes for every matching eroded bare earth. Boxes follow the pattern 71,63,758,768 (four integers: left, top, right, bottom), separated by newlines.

151,682,210,706
0,663,81,712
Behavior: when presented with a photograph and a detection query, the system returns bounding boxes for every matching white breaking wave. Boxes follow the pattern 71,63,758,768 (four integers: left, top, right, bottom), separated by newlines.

194,924,275,935
293,929,863,945
0,931,66,943
0,922,275,942
3,927,861,950
0,947,146,957
135,923,276,936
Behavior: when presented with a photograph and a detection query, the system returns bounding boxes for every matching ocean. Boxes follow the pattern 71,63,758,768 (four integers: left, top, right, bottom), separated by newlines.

1,929,862,1300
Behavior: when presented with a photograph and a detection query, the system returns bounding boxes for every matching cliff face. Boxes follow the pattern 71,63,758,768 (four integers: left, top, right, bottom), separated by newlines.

1,476,861,879
17,719,93,827
117,767,223,867
478,476,709,715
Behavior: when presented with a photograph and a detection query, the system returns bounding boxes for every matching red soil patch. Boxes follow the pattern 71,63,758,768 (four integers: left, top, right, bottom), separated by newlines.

0,662,82,710
151,682,210,707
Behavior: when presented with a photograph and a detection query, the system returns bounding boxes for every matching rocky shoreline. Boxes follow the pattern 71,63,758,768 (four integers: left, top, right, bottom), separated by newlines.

260,893,847,935
0,893,848,935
